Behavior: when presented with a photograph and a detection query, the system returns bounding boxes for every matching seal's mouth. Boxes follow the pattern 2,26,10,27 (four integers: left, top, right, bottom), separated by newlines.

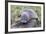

20,19,28,24
20,20,27,23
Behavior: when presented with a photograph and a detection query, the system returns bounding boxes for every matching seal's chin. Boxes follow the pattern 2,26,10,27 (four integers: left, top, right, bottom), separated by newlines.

20,20,27,24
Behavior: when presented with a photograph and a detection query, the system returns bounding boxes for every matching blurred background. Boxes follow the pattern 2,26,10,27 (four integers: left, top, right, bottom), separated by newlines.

11,5,41,28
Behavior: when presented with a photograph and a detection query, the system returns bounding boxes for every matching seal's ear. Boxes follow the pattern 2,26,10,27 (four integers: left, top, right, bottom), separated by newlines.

36,18,38,20
18,15,21,17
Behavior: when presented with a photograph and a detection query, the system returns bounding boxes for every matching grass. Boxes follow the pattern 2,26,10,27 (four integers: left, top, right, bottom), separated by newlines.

11,5,41,27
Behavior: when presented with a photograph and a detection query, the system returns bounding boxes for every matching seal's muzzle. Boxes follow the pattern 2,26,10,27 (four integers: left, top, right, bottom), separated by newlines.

20,14,28,24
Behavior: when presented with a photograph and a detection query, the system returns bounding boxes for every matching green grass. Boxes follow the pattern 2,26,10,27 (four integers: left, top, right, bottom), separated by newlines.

11,5,41,27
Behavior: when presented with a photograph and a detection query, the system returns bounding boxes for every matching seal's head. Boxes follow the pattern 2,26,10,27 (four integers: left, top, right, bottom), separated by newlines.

20,12,29,24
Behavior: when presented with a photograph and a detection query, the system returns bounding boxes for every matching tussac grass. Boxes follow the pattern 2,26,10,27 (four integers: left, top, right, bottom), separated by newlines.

11,5,41,28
